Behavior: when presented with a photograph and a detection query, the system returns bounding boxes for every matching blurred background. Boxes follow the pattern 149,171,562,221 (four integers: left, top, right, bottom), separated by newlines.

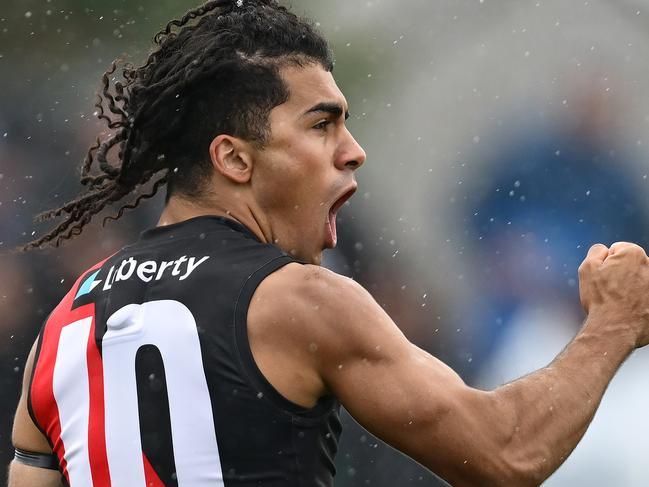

3,0,649,485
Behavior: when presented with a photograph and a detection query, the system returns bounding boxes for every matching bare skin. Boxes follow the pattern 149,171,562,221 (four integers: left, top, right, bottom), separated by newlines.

11,64,649,486
9,343,63,486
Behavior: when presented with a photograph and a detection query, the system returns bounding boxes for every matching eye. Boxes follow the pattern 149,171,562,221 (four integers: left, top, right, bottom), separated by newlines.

313,120,331,131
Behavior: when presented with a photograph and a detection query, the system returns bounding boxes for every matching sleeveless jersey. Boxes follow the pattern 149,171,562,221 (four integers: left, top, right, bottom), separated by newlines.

27,216,342,486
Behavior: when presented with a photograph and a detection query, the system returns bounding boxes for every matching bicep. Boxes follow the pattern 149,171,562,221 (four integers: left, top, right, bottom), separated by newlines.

266,265,504,484
324,324,474,466
315,279,502,484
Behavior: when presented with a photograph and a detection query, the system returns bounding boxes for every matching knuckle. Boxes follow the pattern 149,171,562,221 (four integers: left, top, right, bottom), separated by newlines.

620,243,644,257
609,242,630,254
588,244,605,256
628,247,642,256
610,241,628,251
630,243,646,253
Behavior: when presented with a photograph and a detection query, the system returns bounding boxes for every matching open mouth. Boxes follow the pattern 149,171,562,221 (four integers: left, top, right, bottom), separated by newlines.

326,186,357,248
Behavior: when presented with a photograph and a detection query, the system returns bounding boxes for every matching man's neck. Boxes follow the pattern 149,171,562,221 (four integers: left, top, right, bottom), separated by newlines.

158,195,270,245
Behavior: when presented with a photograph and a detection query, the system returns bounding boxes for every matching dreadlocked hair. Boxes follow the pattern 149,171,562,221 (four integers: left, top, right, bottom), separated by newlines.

22,0,333,251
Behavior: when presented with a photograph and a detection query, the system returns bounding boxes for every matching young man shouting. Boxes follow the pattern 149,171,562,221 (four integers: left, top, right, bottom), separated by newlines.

10,1,649,486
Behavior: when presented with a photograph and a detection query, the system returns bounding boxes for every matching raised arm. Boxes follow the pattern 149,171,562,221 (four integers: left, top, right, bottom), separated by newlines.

9,340,64,487
248,242,649,486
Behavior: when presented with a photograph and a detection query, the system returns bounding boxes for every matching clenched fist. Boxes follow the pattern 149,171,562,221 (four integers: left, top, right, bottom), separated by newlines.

578,242,649,348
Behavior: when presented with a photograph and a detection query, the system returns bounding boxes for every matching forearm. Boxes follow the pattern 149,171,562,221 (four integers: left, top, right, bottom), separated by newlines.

491,313,635,484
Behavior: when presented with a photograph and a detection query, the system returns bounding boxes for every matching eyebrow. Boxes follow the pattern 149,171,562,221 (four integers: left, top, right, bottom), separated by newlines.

303,102,350,120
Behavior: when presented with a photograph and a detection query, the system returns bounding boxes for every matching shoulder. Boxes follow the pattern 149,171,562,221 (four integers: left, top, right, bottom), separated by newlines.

247,263,398,402
254,263,371,320
251,263,399,358
264,262,367,296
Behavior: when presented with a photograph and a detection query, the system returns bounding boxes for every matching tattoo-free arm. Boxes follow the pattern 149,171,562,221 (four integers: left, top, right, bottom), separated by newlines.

315,282,633,486
250,243,648,486
9,341,64,487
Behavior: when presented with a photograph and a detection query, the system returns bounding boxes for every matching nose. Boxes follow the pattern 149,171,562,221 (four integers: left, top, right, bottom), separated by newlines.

337,127,366,171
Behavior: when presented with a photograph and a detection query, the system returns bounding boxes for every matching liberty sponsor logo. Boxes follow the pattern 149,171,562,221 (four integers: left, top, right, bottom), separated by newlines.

76,256,210,297
102,255,210,290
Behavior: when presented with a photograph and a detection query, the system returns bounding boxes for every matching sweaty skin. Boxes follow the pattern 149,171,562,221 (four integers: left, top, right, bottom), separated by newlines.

11,64,649,486
248,243,647,486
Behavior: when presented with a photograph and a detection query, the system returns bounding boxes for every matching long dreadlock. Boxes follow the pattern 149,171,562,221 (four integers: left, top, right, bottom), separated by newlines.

22,0,333,251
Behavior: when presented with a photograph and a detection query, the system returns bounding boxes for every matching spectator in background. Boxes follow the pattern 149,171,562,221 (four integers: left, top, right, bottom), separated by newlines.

462,82,649,485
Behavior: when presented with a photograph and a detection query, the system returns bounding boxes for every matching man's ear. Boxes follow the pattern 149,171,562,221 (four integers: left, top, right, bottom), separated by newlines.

208,134,253,184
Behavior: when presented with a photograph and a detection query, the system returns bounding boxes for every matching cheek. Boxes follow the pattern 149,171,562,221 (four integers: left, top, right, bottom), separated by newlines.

256,138,332,203
254,154,314,211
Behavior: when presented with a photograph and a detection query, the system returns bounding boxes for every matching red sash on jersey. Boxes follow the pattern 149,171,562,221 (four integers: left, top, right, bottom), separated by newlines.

30,258,111,486
30,255,168,486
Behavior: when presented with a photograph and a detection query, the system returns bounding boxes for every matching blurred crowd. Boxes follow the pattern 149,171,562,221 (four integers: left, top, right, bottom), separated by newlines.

3,0,649,485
